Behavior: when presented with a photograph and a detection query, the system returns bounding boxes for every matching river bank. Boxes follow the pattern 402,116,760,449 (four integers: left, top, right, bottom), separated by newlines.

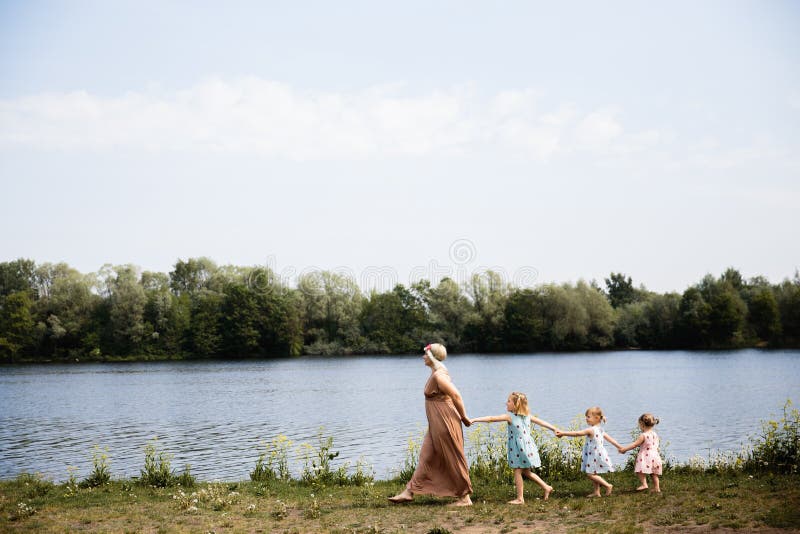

2,471,799,533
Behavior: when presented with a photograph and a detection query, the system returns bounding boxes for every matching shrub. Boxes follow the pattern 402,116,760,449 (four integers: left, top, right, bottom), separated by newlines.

251,435,293,482
744,399,799,474
81,445,111,488
298,428,374,486
395,431,422,481
138,437,194,487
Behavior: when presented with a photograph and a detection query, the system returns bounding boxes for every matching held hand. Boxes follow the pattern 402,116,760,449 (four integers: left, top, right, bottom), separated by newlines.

462,417,472,427
617,447,625,454
555,430,564,438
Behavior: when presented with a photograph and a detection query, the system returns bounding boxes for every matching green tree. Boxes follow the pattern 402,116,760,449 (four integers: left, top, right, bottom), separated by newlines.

503,288,546,352
699,275,747,346
221,284,261,356
746,286,782,343
464,271,509,352
169,257,217,295
422,278,475,351
0,259,36,297
105,265,147,355
775,273,800,346
255,282,304,357
0,291,36,361
604,272,636,308
297,271,363,354
189,290,224,357
614,301,648,348
35,266,97,358
360,290,404,353
677,287,711,347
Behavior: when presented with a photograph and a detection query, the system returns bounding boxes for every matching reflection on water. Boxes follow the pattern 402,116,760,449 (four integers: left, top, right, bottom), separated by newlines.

1,350,798,482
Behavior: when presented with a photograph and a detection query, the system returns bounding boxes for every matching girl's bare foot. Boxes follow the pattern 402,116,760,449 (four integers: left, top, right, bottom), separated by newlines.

507,498,524,505
543,486,553,500
388,489,413,503
650,488,661,493
636,485,648,491
586,492,601,498
605,484,613,496
452,495,473,506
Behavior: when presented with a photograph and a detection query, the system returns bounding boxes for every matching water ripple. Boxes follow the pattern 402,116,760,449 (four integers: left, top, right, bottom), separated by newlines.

1,350,798,481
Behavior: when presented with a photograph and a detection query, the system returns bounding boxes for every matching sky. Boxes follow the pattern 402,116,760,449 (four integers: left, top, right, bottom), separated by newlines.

1,1,798,294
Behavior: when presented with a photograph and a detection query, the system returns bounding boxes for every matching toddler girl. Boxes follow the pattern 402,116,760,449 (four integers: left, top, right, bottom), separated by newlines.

618,413,662,492
556,406,622,497
470,392,559,503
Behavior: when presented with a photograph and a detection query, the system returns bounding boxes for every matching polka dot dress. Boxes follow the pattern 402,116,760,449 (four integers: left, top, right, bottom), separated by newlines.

580,425,614,474
507,413,541,469
634,431,662,475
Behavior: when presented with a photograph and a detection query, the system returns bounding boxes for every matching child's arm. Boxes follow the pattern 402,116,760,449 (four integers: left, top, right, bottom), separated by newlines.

617,434,645,454
471,414,512,424
555,427,592,438
603,432,623,450
530,416,558,433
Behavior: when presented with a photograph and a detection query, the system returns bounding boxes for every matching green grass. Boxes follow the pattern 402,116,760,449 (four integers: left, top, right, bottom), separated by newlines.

2,471,798,533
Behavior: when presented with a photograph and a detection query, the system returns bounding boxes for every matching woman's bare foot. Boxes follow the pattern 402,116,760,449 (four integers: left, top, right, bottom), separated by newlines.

636,485,648,491
452,495,473,506
507,498,524,505
388,489,413,503
543,485,553,500
605,484,613,496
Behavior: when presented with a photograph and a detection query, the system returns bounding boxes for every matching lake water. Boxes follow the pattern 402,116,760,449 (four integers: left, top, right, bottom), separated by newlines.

1,350,798,482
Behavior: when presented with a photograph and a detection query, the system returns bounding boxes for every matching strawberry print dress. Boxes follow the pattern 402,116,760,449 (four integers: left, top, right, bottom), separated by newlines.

581,425,614,474
507,413,541,468
634,431,662,475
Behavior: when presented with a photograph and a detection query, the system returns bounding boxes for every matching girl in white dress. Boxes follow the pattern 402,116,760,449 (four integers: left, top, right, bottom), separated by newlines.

556,406,622,497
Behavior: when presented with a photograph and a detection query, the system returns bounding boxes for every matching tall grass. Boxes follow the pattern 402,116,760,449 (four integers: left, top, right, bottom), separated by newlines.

138,438,195,488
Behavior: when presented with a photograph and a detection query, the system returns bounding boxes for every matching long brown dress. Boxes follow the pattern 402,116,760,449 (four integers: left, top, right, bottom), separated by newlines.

406,369,473,497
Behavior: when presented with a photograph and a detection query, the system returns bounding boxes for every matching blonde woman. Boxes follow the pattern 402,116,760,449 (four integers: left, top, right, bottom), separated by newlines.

389,343,473,506
471,391,559,502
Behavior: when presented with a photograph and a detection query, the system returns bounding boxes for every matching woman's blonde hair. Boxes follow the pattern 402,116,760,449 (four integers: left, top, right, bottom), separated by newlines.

585,406,607,424
638,413,659,428
508,391,530,416
424,343,448,371
428,343,447,362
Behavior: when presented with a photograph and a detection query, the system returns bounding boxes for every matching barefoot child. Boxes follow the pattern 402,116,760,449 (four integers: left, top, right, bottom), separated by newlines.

556,406,622,497
470,392,560,503
618,413,662,492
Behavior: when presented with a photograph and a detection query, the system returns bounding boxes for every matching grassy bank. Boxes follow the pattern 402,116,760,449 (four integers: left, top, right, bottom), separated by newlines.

2,471,799,533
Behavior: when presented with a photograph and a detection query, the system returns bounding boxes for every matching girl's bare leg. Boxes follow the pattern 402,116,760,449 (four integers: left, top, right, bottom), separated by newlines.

508,469,524,504
523,469,553,500
651,474,661,493
636,472,648,491
587,474,612,497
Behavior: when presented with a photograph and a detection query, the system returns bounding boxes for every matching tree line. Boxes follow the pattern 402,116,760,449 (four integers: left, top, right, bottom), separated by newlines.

1,257,798,362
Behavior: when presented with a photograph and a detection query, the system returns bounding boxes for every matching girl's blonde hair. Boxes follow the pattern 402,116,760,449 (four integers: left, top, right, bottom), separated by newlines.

585,406,607,424
508,391,530,416
638,413,659,428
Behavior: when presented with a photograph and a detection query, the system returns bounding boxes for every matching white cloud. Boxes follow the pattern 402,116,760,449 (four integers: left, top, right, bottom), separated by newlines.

572,108,623,153
0,78,660,162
